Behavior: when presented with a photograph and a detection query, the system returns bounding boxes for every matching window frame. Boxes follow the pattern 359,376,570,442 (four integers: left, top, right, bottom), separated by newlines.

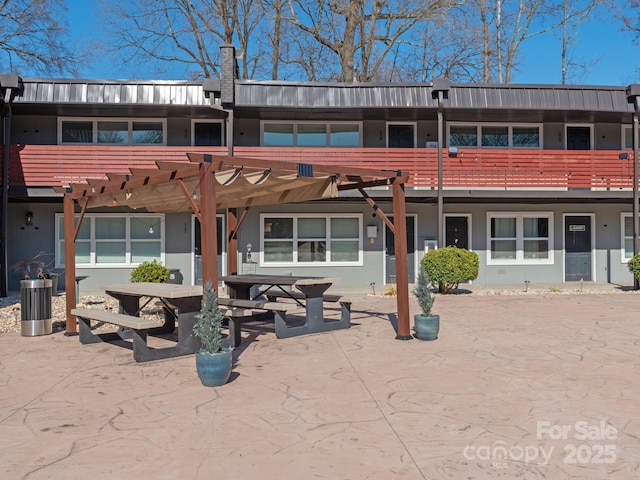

260,121,362,147
55,213,165,268
260,213,363,266
486,212,553,265
447,122,543,149
621,125,640,149
58,117,167,145
191,119,225,146
621,212,638,263
386,122,417,148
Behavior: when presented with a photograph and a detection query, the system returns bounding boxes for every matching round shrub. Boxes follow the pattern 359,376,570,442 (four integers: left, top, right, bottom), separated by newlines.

627,253,640,282
130,260,170,283
421,246,479,294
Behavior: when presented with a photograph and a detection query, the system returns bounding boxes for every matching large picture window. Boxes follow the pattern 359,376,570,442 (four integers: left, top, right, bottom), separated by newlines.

261,214,362,265
59,117,166,145
488,213,552,264
261,122,361,147
449,123,541,148
55,214,164,267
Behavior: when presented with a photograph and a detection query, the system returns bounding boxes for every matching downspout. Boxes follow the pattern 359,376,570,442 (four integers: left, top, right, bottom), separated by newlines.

626,85,640,290
0,75,23,298
432,77,450,249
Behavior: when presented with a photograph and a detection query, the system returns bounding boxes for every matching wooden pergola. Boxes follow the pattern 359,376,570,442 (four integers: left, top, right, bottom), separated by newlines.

56,153,413,339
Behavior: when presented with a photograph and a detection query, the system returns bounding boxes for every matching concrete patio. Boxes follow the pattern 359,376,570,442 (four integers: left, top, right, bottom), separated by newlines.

1,291,639,479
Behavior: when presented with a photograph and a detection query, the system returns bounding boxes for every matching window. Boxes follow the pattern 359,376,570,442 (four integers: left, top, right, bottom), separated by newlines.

193,121,224,146
622,125,640,149
488,213,552,264
261,214,362,265
622,214,638,261
59,118,166,145
55,214,164,267
448,124,541,148
261,122,361,147
481,126,509,147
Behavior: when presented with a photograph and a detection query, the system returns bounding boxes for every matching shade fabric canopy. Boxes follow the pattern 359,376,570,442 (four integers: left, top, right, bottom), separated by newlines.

83,168,339,211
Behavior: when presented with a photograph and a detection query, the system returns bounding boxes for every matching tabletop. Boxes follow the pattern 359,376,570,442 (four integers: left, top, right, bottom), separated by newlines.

220,274,338,286
101,282,204,298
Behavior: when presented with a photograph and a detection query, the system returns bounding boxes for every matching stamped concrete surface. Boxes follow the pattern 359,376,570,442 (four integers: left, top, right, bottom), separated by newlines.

1,291,639,479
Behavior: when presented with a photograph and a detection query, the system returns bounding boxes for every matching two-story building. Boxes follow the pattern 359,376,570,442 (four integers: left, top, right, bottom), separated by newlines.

2,46,640,293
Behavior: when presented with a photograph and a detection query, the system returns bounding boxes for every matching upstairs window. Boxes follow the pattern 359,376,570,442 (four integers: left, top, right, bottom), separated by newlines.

449,123,541,148
59,118,166,145
261,122,361,147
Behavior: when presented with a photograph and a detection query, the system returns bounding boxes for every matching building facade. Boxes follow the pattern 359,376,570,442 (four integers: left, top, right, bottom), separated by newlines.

2,51,640,293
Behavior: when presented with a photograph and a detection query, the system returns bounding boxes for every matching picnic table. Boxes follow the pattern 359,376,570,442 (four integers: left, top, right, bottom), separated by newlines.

219,274,351,338
72,283,203,362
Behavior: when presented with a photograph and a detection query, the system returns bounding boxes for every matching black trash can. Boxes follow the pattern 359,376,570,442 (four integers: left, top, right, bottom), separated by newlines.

20,279,53,336
167,269,183,284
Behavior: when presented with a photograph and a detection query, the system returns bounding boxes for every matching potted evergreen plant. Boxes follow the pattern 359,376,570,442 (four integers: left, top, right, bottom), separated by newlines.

412,266,440,340
193,281,232,387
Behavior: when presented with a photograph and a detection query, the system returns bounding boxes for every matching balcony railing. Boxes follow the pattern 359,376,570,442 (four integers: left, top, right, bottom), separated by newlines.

1,144,635,191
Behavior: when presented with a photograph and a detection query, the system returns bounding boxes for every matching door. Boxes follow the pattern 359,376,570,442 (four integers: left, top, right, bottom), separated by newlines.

445,216,469,249
565,215,592,281
194,215,224,285
385,216,416,284
566,126,591,150
388,124,415,148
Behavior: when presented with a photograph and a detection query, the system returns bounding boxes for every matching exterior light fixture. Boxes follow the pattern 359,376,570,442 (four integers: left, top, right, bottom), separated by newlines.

25,211,33,226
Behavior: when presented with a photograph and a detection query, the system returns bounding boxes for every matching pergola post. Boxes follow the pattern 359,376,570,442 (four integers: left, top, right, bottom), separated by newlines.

392,180,412,340
63,193,77,334
227,208,238,275
199,156,219,291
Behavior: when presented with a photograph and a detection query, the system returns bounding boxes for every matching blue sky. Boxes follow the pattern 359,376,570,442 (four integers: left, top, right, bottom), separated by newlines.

67,1,639,85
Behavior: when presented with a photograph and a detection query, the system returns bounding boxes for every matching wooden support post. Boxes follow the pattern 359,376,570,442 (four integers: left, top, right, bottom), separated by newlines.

392,181,412,340
199,158,219,292
63,194,77,334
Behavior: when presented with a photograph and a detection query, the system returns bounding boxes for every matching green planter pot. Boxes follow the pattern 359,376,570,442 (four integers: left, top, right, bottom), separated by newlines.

195,348,232,387
414,314,440,341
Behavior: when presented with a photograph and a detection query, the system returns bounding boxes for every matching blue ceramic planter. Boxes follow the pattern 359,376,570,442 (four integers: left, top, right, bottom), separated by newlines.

195,348,232,387
414,314,440,341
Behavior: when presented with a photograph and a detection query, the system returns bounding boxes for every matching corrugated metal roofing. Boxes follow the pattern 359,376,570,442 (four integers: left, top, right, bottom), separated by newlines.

17,79,211,106
14,78,636,113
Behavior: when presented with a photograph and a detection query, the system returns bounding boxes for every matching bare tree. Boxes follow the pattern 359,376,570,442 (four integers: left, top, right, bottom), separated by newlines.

97,0,267,79
0,0,81,75
555,0,601,84
282,0,456,82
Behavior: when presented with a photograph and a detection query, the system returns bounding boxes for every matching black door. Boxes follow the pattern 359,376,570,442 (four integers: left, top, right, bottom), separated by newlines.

194,216,224,285
385,216,415,284
567,126,591,150
565,216,591,281
445,216,469,249
388,124,415,148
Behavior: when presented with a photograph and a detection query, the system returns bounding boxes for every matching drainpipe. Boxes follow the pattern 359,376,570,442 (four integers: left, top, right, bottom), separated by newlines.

0,74,24,298
432,78,450,248
626,85,640,290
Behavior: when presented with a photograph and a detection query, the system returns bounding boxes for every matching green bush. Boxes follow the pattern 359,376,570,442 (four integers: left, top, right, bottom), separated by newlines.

421,246,479,294
627,253,640,282
130,260,170,283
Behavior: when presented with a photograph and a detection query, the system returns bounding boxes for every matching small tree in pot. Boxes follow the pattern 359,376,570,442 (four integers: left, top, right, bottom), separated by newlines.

193,281,232,387
412,266,439,340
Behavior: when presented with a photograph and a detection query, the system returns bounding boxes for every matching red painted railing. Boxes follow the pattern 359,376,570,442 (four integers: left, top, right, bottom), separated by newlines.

1,144,635,190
